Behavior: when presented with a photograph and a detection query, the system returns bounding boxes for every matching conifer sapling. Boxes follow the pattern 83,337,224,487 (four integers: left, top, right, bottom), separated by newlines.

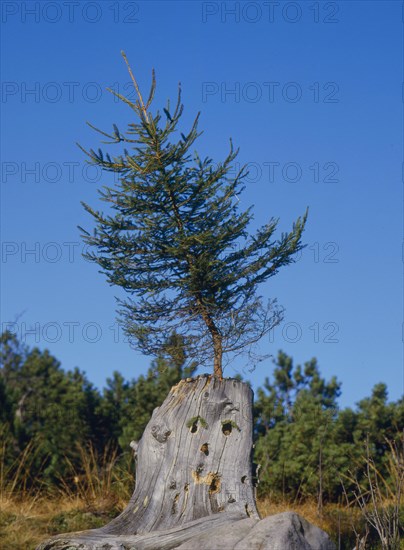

78,52,308,378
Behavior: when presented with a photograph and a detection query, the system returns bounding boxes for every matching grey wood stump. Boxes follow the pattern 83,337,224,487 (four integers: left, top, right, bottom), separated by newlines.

37,376,336,550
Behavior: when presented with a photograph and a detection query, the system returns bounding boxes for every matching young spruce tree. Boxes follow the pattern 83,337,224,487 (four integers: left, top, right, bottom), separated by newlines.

79,53,307,378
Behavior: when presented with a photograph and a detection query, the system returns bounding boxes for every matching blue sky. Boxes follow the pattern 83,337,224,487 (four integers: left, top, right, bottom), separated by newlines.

1,0,402,409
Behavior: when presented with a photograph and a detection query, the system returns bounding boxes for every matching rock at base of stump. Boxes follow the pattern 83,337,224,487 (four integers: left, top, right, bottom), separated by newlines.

38,511,336,550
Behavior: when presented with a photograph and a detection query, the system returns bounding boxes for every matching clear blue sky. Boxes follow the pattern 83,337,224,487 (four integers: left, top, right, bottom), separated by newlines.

1,0,403,409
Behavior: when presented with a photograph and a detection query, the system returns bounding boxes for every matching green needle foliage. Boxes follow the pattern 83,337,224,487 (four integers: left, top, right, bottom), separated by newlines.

79,52,308,378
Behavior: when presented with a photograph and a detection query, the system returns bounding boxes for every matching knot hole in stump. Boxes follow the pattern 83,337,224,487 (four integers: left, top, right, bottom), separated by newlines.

208,473,221,495
222,419,240,436
186,416,208,433
151,425,172,443
200,443,209,455
171,493,179,515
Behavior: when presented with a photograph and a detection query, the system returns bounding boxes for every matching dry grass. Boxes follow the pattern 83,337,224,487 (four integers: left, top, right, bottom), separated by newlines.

0,494,360,550
1,439,402,549
1,493,403,550
258,497,340,530
0,441,133,549
0,494,122,550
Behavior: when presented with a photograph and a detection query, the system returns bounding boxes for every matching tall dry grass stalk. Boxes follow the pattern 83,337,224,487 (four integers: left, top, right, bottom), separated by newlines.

1,432,134,511
0,439,135,549
342,433,404,550
57,442,133,509
0,432,47,503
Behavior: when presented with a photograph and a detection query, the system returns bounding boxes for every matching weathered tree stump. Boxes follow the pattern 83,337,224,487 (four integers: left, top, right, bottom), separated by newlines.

37,376,335,549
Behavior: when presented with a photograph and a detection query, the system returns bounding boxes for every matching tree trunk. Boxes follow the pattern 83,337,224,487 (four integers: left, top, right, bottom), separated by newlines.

197,298,224,379
212,334,223,378
37,376,335,550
